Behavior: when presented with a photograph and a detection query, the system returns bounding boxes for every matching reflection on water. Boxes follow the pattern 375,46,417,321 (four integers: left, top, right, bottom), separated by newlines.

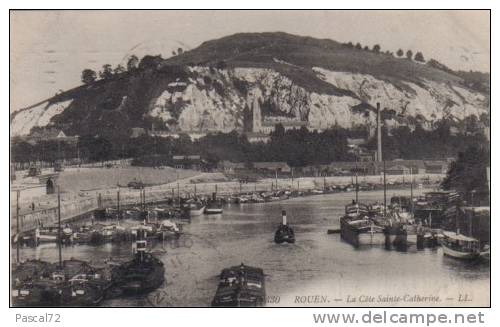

12,189,490,307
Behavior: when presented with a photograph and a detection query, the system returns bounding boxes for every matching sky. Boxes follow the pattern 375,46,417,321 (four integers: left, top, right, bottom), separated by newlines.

10,10,490,111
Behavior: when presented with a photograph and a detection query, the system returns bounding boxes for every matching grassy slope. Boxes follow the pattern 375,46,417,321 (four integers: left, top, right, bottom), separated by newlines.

57,167,200,192
166,32,466,92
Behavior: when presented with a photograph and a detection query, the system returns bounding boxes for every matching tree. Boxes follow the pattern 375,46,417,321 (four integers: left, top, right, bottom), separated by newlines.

138,55,163,70
406,50,413,60
113,64,126,75
81,69,97,84
216,61,227,70
441,146,489,204
345,42,354,48
355,43,362,50
372,44,381,53
363,46,369,51
99,64,113,79
177,47,183,55
396,49,404,57
414,52,425,62
126,55,139,71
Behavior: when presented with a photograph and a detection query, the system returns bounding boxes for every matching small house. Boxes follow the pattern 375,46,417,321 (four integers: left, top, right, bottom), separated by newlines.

386,164,410,175
253,162,292,174
424,160,449,174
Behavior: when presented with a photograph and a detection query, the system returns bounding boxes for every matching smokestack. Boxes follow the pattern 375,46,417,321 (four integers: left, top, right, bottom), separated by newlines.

282,210,287,225
376,102,382,162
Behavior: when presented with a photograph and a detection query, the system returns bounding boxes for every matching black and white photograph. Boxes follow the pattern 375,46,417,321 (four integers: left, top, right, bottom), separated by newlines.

9,10,490,308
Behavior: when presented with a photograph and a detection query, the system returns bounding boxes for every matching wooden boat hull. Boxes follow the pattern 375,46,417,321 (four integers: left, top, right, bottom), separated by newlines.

340,218,385,247
120,269,165,295
115,254,165,295
211,264,265,307
356,231,386,246
11,284,62,307
204,208,223,215
188,206,206,216
442,243,480,260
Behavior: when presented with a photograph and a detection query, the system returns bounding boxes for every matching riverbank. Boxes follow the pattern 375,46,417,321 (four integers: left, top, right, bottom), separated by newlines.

11,168,444,233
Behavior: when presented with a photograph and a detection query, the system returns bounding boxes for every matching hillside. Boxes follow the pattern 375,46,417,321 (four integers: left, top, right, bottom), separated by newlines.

10,32,490,138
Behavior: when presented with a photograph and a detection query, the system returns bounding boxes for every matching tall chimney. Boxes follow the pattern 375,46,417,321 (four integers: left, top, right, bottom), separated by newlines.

282,210,287,225
376,102,382,162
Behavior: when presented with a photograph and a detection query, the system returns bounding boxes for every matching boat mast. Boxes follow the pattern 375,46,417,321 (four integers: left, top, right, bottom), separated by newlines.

376,102,386,216
383,160,387,217
410,168,414,216
355,162,359,203
117,189,121,219
177,171,180,208
469,209,473,237
57,186,62,268
177,182,180,208
16,190,20,263
275,169,278,191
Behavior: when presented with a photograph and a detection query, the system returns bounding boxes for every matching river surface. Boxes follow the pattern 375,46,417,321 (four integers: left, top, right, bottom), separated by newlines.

13,188,490,307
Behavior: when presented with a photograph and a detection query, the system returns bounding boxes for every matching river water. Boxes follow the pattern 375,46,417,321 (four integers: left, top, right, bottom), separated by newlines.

13,188,490,307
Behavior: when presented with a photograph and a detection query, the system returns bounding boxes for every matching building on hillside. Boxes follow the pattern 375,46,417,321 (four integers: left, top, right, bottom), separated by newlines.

346,138,374,161
245,132,271,143
424,160,449,174
301,159,435,177
382,159,426,175
244,94,308,142
171,155,207,170
385,164,410,175
130,127,147,138
218,161,247,173
20,128,79,145
252,162,292,174
150,130,208,141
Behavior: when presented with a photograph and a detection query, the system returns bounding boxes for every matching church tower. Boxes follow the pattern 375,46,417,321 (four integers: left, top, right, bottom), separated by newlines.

252,96,262,133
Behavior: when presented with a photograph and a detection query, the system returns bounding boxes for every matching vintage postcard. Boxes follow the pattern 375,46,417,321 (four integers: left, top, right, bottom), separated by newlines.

9,10,490,307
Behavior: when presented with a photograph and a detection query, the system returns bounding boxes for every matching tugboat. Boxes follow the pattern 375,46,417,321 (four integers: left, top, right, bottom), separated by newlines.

274,210,295,244
115,229,165,294
205,193,223,215
211,263,265,307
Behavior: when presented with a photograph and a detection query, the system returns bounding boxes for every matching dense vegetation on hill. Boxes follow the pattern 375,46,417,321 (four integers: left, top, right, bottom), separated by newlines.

10,32,489,168
11,120,488,168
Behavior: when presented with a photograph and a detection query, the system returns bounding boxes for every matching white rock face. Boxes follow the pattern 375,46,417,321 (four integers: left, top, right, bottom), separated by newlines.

10,65,488,136
11,100,73,136
313,67,489,125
